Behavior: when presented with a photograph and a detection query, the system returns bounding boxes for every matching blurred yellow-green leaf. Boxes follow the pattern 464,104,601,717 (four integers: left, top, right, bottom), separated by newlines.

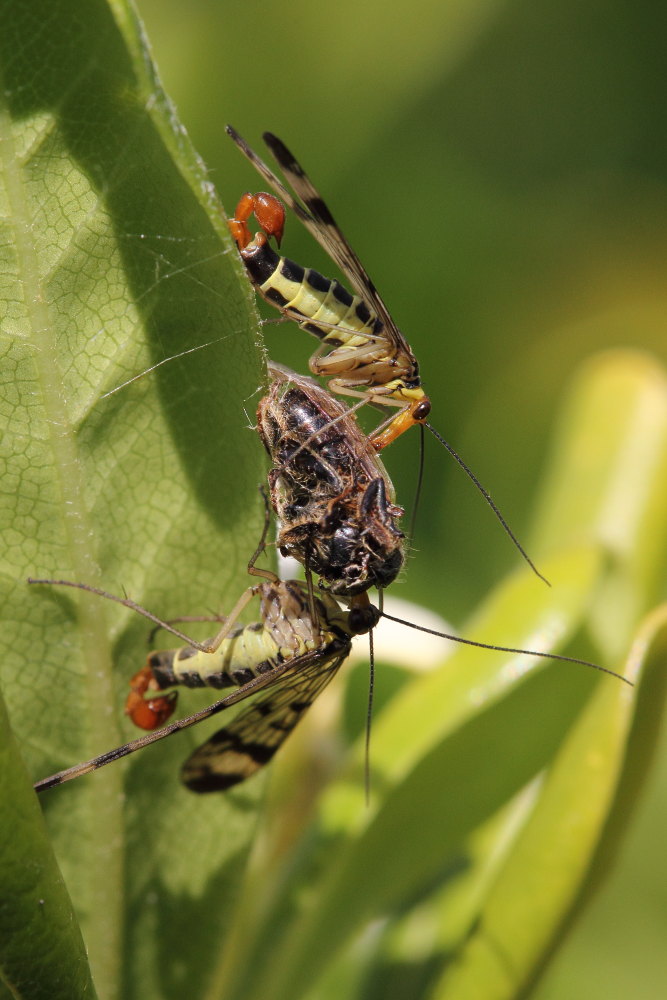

430,607,666,1000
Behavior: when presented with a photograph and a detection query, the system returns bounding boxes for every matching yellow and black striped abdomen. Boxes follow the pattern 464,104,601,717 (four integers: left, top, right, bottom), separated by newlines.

242,241,383,349
148,621,317,693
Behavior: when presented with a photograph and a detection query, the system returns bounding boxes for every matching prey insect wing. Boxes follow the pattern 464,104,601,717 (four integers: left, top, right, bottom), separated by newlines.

182,646,348,792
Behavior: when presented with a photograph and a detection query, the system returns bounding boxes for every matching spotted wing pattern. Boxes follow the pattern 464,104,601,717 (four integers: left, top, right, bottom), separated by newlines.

226,125,409,352
180,645,348,792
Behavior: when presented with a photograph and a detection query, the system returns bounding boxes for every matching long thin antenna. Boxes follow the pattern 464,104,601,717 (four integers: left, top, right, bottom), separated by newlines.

364,624,376,806
424,422,550,587
380,611,632,685
407,423,426,551
27,578,214,649
100,338,228,398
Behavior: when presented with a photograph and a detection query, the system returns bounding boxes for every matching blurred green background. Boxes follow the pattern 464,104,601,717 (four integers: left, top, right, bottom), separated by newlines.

135,0,667,996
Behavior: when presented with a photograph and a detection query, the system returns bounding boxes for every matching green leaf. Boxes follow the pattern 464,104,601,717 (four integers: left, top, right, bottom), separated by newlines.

1,1,265,998
428,605,667,1000
530,350,667,658
0,691,96,1000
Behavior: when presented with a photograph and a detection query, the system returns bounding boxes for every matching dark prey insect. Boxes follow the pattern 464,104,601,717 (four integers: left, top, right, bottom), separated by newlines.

257,362,405,597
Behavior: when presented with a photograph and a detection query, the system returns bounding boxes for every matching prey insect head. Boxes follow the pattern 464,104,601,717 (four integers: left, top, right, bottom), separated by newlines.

346,592,382,635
